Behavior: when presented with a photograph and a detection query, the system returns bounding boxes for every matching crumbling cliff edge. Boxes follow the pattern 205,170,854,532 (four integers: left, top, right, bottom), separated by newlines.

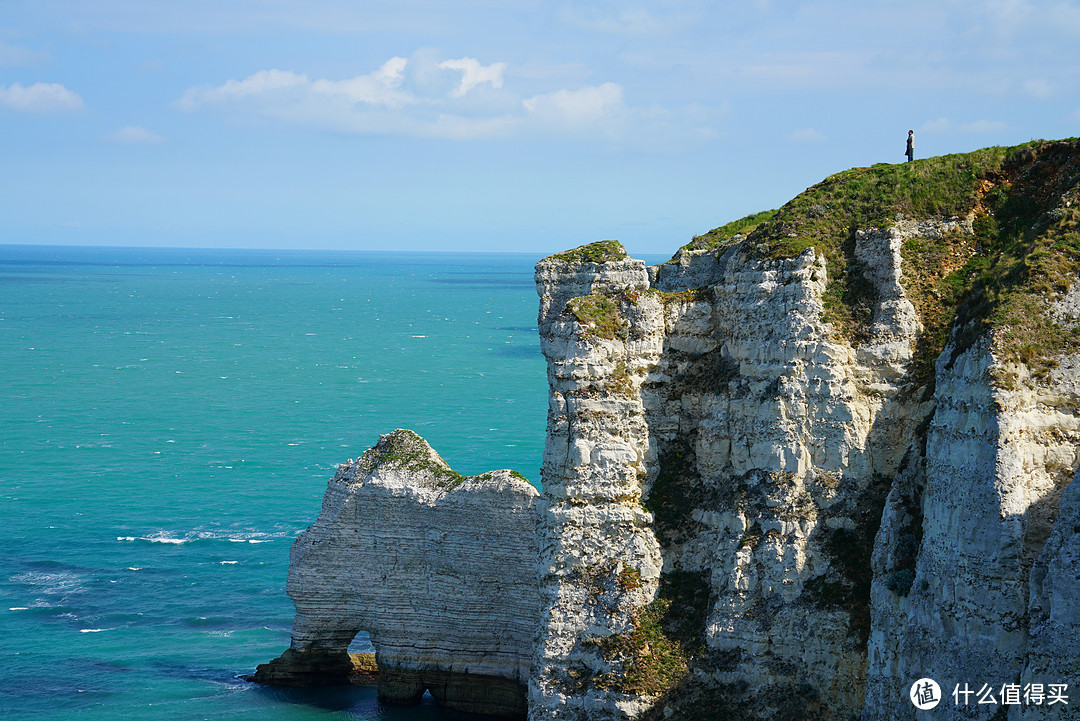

258,139,1080,721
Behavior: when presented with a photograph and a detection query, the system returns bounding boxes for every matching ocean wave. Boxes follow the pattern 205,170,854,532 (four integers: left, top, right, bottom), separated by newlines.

116,529,290,545
7,600,69,612
9,571,86,595
79,627,116,633
116,534,186,544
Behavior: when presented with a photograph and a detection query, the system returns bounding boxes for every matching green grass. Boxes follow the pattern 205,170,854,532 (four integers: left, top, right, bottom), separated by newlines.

948,143,1080,380
677,209,779,255
566,292,629,340
549,140,1080,388
749,146,1022,341
896,139,1080,384
596,571,711,696
547,239,629,264
357,430,468,488
753,146,1022,260
678,139,1080,384
617,565,644,591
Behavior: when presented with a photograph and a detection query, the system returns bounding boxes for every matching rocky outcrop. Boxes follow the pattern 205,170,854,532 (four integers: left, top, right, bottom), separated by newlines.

530,255,665,720
525,140,1080,720
532,229,938,720
865,337,1080,720
533,206,1080,718
258,429,539,719
250,649,378,686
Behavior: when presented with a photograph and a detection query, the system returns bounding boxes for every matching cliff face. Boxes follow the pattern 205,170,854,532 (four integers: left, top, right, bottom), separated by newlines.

532,230,936,719
264,139,1080,721
532,139,1080,720
864,336,1080,720
258,429,539,719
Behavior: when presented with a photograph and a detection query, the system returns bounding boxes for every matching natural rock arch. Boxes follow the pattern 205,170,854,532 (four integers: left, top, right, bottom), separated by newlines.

253,430,539,719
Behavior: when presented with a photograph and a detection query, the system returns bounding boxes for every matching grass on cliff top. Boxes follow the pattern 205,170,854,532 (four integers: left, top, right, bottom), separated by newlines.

671,146,1015,261
749,145,1018,260
358,430,468,489
546,239,628,264
671,139,1080,384
667,147,1023,343
677,209,778,255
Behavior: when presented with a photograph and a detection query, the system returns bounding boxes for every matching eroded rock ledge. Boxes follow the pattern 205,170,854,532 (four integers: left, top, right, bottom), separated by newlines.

254,429,539,719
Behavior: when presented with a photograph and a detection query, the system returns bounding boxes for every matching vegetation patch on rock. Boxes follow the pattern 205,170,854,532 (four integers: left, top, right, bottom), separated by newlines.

547,240,629,265
644,436,707,546
605,360,636,397
357,429,532,490
947,141,1080,381
802,517,881,643
596,570,711,697
676,209,779,255
566,292,629,341
892,139,1080,386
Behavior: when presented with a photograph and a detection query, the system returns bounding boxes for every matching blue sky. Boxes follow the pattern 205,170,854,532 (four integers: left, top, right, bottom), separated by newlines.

2,0,1079,256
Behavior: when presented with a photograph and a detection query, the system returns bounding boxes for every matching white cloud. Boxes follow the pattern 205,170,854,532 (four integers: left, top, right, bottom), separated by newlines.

187,68,308,105
177,57,515,139
523,83,625,126
520,83,721,149
177,55,723,147
312,58,412,107
959,119,1007,133
0,82,84,112
107,126,164,144
420,113,519,140
177,58,413,112
438,57,506,97
787,128,824,143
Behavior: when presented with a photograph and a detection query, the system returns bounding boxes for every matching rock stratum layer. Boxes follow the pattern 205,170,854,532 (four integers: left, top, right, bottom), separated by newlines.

262,139,1080,720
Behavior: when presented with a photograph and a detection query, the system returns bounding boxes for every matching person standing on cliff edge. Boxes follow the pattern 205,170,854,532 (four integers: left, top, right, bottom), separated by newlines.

906,130,914,162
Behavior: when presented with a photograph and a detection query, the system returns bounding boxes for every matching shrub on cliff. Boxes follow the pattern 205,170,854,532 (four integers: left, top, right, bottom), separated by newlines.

547,239,628,264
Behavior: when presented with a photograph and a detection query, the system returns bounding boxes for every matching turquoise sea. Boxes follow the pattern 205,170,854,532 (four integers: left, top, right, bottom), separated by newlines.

0,245,554,721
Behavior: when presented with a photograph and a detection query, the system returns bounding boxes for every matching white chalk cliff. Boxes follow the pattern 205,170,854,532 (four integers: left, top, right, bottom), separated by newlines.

261,140,1080,721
